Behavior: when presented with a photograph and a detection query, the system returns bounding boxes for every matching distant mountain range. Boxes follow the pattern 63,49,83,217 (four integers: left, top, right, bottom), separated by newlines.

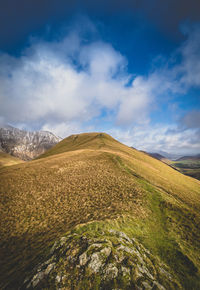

149,150,182,160
146,150,200,180
148,150,200,161
176,154,200,161
146,152,169,161
0,125,61,160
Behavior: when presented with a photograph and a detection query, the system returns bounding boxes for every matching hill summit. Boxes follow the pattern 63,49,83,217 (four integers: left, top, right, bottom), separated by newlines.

37,132,123,159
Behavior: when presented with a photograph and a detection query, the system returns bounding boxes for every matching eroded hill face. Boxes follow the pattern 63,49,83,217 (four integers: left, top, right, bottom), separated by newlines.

0,132,200,289
0,125,61,160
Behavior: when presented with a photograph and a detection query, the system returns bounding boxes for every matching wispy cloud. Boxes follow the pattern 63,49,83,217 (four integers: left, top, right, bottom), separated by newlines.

109,125,200,155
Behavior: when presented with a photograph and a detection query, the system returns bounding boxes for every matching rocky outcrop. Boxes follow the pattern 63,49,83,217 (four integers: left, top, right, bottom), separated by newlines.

0,125,61,160
23,227,180,289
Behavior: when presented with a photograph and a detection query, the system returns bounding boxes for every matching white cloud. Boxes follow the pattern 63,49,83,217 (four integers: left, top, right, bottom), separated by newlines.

41,122,84,138
0,32,154,127
0,20,200,154
109,125,200,155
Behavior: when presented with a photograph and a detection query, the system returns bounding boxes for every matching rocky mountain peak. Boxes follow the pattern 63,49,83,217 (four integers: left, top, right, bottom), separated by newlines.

0,125,61,160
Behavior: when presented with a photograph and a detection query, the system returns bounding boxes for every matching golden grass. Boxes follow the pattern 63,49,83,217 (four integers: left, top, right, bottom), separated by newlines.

38,132,200,207
0,152,24,167
0,150,144,242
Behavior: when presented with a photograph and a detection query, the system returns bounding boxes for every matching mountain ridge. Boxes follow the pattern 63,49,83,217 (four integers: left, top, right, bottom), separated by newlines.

176,154,200,161
0,125,61,160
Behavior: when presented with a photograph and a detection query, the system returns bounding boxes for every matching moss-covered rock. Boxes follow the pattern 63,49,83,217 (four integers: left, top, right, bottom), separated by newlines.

23,223,181,290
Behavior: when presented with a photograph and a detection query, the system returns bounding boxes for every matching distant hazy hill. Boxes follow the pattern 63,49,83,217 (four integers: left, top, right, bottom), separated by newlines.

176,154,200,161
0,132,200,289
152,150,182,160
0,125,61,160
147,151,200,181
171,154,200,181
148,152,165,160
139,151,171,166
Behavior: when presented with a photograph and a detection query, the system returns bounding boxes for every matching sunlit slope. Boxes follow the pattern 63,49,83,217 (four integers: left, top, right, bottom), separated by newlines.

38,132,200,209
37,132,126,158
0,132,200,289
0,152,24,167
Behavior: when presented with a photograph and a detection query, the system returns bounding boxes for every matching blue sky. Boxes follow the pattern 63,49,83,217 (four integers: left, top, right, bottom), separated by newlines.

0,0,200,154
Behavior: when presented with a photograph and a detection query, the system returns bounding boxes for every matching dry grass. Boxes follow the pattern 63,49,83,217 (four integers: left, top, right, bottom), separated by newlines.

0,132,200,288
0,150,144,242
0,152,24,167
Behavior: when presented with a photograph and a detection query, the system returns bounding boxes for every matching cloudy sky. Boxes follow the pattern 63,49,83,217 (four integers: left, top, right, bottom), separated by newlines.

0,0,200,154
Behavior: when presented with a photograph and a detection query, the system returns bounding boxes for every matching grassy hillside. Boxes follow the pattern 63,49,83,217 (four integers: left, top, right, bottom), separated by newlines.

0,152,24,167
0,133,200,289
36,132,125,159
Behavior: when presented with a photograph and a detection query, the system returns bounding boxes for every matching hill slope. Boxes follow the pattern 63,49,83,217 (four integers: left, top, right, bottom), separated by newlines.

0,152,24,167
37,132,124,159
0,133,200,289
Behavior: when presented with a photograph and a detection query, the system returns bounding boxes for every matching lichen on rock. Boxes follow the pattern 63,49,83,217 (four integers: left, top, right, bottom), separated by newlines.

23,225,181,289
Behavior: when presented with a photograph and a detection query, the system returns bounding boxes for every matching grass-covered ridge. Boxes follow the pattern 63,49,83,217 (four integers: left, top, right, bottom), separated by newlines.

0,132,200,289
36,132,120,159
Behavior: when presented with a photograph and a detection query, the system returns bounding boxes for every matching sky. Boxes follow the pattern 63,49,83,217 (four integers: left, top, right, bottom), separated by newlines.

0,0,200,155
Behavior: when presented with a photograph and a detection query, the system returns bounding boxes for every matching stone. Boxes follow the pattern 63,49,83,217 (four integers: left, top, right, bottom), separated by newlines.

56,275,61,283
45,263,56,275
88,252,103,273
79,252,88,266
60,237,67,246
104,263,118,280
121,266,130,277
137,265,154,280
100,247,111,257
152,281,166,290
23,227,180,289
31,271,45,287
141,281,152,289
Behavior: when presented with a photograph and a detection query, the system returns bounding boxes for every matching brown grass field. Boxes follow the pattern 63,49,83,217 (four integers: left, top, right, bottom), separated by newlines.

0,133,200,288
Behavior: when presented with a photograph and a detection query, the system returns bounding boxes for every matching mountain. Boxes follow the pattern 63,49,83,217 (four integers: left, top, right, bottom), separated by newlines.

171,155,200,181
0,125,61,160
153,150,182,160
147,151,200,180
148,152,166,160
0,132,200,289
145,152,171,164
176,154,200,161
